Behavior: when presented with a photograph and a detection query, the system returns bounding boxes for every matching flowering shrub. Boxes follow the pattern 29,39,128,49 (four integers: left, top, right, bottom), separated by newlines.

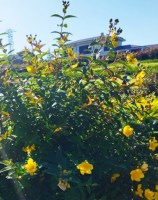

0,1,158,200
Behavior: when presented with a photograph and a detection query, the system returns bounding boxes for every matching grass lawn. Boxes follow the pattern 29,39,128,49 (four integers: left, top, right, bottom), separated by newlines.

140,59,158,72
108,59,158,74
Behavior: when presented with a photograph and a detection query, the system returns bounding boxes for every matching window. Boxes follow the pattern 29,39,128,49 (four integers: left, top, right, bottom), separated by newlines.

104,47,109,51
79,45,91,54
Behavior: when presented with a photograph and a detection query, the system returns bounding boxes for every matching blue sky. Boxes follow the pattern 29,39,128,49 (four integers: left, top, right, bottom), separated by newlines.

0,0,158,52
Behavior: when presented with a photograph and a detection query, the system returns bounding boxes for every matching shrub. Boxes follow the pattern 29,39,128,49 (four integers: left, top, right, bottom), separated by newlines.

135,47,158,60
0,1,158,200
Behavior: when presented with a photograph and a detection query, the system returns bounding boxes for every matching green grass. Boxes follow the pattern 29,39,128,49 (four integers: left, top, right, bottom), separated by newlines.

108,59,158,74
139,59,158,73
140,59,158,63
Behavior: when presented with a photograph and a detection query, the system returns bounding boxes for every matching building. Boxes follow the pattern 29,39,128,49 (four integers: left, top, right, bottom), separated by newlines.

66,33,156,57
67,33,124,56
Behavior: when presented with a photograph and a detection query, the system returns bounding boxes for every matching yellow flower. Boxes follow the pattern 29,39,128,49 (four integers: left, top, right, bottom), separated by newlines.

58,180,70,191
135,77,143,86
130,169,144,182
154,192,158,199
136,70,146,79
134,70,146,86
66,47,77,59
151,98,158,110
144,189,155,200
141,163,148,172
70,62,78,69
24,158,37,176
77,160,93,175
123,125,134,137
109,30,118,47
110,30,116,38
156,185,158,191
136,112,144,124
112,40,118,47
149,137,158,151
111,173,120,183
26,65,37,73
67,47,73,54
110,29,117,40
135,97,148,110
136,113,144,121
126,53,137,64
135,184,143,198
23,144,36,154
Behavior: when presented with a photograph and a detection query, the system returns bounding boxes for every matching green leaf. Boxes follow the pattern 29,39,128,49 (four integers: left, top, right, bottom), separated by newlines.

0,160,12,166
52,44,59,47
61,31,72,35
8,50,14,54
51,31,61,35
51,14,63,20
64,15,76,20
6,170,15,179
0,32,7,36
0,166,13,173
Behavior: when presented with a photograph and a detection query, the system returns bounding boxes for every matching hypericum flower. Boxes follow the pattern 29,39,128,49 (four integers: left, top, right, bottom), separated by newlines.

135,113,144,124
23,144,36,154
134,70,146,86
58,180,70,191
110,30,117,39
151,98,158,109
26,65,38,73
135,97,148,110
135,184,143,198
24,158,37,176
77,160,93,175
110,30,118,47
123,125,134,137
136,113,144,122
111,40,118,47
149,137,158,151
144,189,155,200
154,192,158,199
70,63,78,69
126,53,137,64
136,70,146,79
130,169,144,182
135,77,143,86
111,173,120,183
141,163,148,172
66,47,77,59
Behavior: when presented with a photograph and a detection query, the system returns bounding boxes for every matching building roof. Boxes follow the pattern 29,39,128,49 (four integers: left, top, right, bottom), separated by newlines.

144,44,158,49
115,44,143,50
67,34,125,46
